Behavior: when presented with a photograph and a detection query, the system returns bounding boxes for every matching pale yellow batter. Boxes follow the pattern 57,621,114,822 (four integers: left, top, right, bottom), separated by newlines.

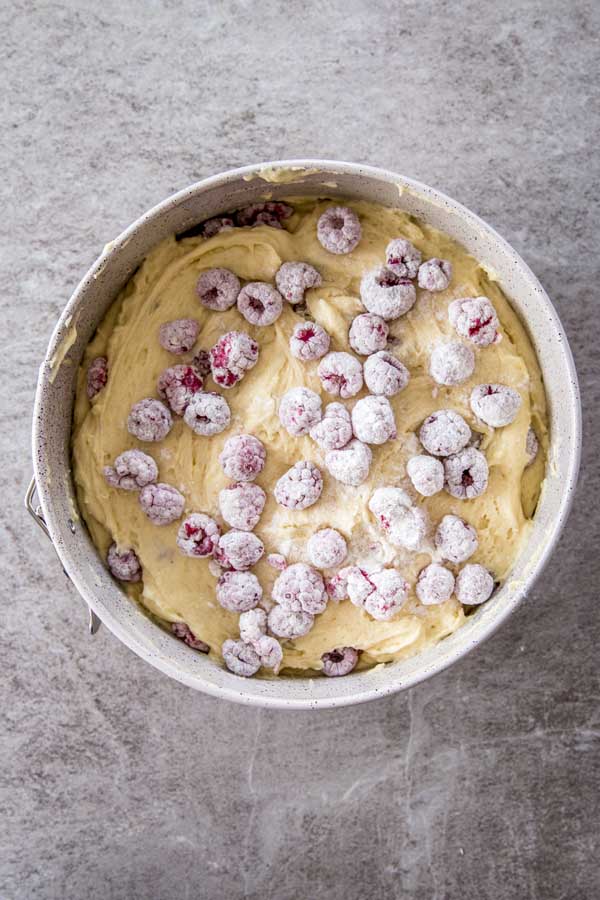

72,198,547,674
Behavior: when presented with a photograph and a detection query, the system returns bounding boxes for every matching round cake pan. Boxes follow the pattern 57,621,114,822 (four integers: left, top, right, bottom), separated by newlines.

29,160,581,708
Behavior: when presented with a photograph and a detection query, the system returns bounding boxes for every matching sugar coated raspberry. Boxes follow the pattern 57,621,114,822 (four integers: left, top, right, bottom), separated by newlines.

171,622,209,653
419,409,471,457
526,427,539,466
279,387,322,436
326,567,352,601
449,297,500,347
139,482,185,525
274,461,323,510
275,261,322,304
273,562,327,615
176,513,221,557
184,391,231,436
307,528,347,569
157,364,204,415
430,341,475,386
349,313,389,356
470,384,522,428
443,447,489,500
310,402,352,451
218,482,266,532
317,206,361,254
385,238,421,278
267,605,314,639
214,531,264,570
325,439,372,486
416,564,455,605
219,434,266,482
352,395,396,445
190,349,211,378
417,258,452,291
360,266,416,320
236,201,293,228
104,449,158,491
406,455,444,497
267,553,287,570
159,318,199,355
199,216,235,238
348,568,408,621
87,356,108,399
363,351,410,397
209,331,259,388
239,607,267,643
368,487,429,551
196,268,240,311
216,570,262,612
318,351,363,399
289,321,331,361
237,282,283,326
455,564,494,605
222,639,261,677
128,398,173,442
346,567,377,606
322,647,359,677
435,514,478,563
107,543,141,582
252,635,283,671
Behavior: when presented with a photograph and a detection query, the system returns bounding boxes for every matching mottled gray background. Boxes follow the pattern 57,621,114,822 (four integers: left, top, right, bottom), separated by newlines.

1,0,598,898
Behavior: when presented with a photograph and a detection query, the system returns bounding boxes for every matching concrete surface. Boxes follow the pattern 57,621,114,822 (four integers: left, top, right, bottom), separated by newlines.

1,0,599,898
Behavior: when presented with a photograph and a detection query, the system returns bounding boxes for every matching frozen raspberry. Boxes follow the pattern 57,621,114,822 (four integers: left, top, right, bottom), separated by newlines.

417,258,452,292
321,647,359,677
307,528,347,569
222,638,261,677
348,313,389,356
279,387,322,436
346,567,377,607
184,392,231,436
214,530,264,571
171,622,209,653
416,564,455,606
267,553,287,571
236,201,293,228
159,318,199,355
274,461,323,510
352,396,396,445
219,434,266,482
363,351,410,397
190,349,211,378
349,569,409,621
209,331,258,389
385,238,422,279
157,364,204,415
275,261,322,304
435,514,478,564
104,449,158,491
430,342,475,386
449,297,500,347
216,570,262,612
139,482,185,525
470,384,522,427
128,398,173,442
526,427,539,466
360,266,416,320
419,409,470,457
325,439,372,486
267,605,314,639
218,482,266,531
406,455,444,497
368,487,429,551
309,402,352,451
318,351,363,399
176,513,221,557
239,608,267,643
289,321,331,361
87,356,108,399
107,543,141,582
237,282,283,326
272,562,327,615
325,567,352,601
196,268,241,311
443,447,489,500
253,635,283,671
455,564,494,605
199,216,235,238
317,206,361,254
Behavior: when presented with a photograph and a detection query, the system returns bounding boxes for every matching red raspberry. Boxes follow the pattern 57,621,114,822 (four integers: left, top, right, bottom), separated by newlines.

184,392,231,436
107,543,141,582
171,622,210,653
127,398,173,442
87,356,108,399
526,427,539,466
252,635,283,671
139,483,185,525
416,564,455,605
310,402,352,451
222,639,261,677
325,566,353,601
209,331,259,388
196,268,241,311
348,313,389,356
104,449,158,491
351,395,396,445
272,562,327,615
443,447,489,500
267,553,287,571
214,531,264,570
418,258,452,292
218,482,266,531
435,514,478,564
429,342,475,386
455,564,494,605
199,216,235,238
448,297,500,347
406,455,444,497
267,605,314,639
385,238,422,279
237,282,283,326
317,206,361,254
235,202,293,228
190,349,211,378
289,321,331,361
325,439,372,486
216,571,263,612
363,351,410,397
321,647,359,677
159,318,199,355
360,266,416,320
419,409,471,457
176,513,221,557
318,351,363,399
275,261,322,304
274,461,323,510
219,434,266,482
470,384,522,427
368,487,429,551
279,387,322,436
239,607,267,643
307,528,347,569
157,364,204,415
347,567,409,621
